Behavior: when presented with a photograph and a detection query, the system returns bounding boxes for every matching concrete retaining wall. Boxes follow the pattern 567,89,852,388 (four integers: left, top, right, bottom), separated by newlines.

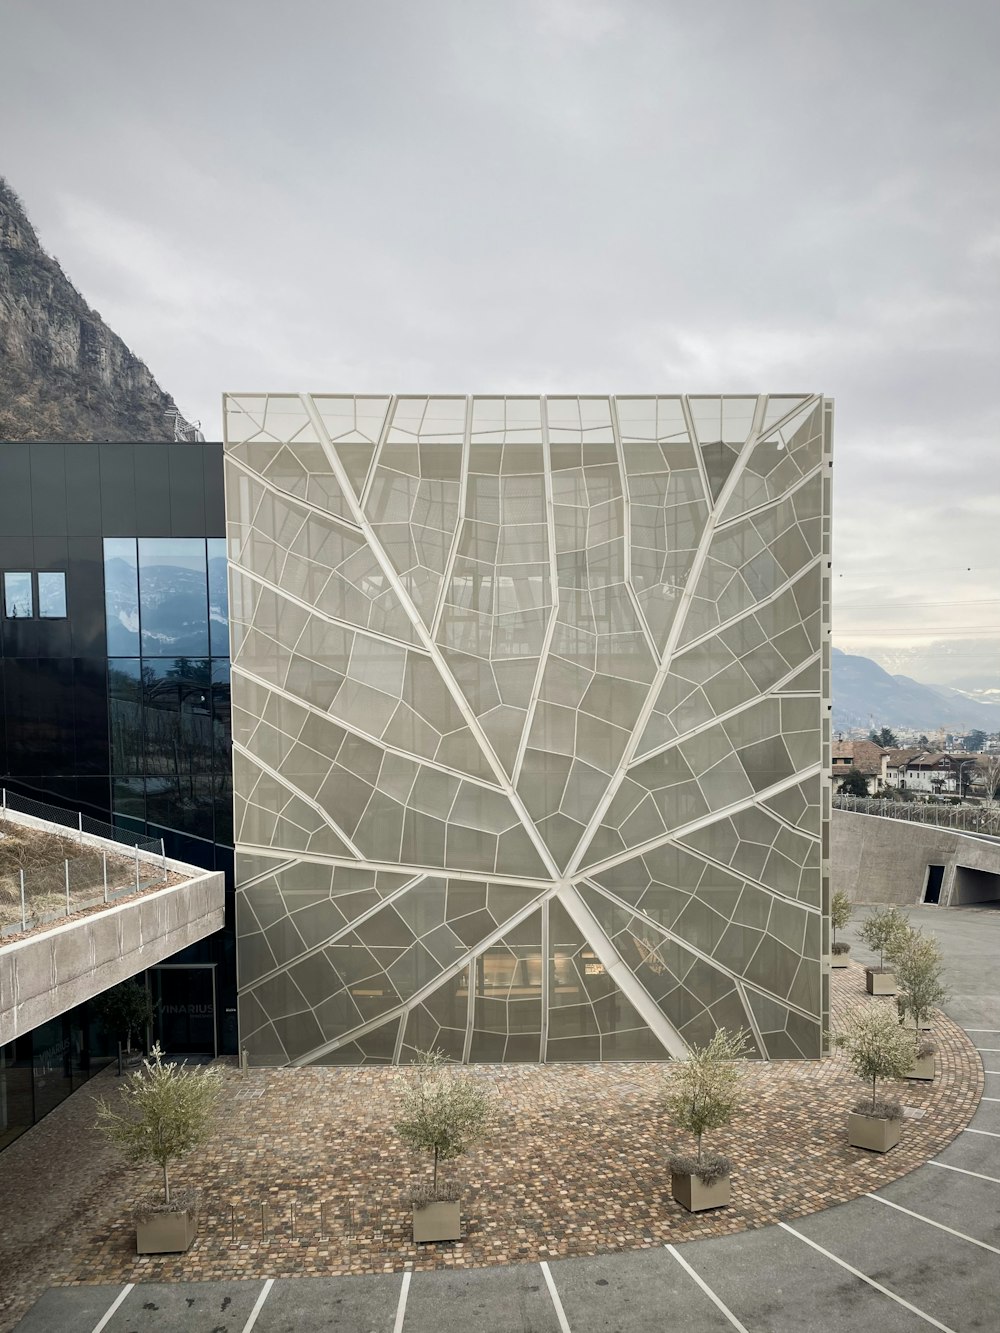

0,868,224,1044
832,808,1000,907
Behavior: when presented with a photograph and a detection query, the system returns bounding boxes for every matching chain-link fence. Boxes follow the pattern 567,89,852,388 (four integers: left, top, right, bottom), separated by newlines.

834,793,1000,837
0,789,165,937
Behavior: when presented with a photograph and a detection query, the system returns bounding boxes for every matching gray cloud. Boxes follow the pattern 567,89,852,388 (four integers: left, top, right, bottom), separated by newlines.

2,0,998,678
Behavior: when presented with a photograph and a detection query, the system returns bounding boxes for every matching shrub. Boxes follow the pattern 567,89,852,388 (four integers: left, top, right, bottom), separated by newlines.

837,1005,914,1115
95,1044,222,1205
831,940,851,956
851,1095,903,1121
662,1027,750,1171
859,905,910,970
667,1152,732,1185
394,1049,499,1196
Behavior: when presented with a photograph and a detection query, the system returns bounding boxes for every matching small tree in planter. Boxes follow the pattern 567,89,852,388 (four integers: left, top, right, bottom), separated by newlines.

95,978,153,1063
96,1043,223,1254
859,905,909,995
663,1027,750,1212
895,930,947,1080
830,890,852,967
394,1049,499,1243
837,1005,913,1152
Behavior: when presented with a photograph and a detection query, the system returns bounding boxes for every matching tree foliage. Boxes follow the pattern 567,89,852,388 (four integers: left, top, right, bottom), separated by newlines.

869,727,898,748
837,1004,914,1113
830,890,852,943
95,1044,223,1204
662,1027,750,1164
95,979,153,1053
859,905,910,970
895,929,947,1035
839,767,870,797
394,1049,499,1193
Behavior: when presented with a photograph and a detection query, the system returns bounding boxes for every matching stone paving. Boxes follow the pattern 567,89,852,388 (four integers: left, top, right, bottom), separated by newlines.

0,963,984,1332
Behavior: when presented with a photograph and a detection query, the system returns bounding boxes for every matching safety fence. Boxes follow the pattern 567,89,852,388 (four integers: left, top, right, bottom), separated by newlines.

0,789,165,937
834,793,1000,836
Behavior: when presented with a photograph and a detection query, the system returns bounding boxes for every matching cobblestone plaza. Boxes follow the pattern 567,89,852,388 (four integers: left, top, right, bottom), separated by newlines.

224,394,832,1066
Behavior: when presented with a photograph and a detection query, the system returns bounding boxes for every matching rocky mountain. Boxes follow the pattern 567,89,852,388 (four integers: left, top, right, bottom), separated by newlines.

832,647,1000,732
0,177,198,442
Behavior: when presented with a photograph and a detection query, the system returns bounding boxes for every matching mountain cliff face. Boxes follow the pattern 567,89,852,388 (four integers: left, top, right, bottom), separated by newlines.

0,177,197,442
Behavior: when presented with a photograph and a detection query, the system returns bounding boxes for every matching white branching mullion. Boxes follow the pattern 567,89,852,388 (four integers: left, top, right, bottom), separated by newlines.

301,393,563,882
563,395,772,879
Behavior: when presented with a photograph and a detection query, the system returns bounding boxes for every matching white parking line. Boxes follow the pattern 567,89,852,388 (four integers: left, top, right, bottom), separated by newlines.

867,1194,1000,1255
666,1245,750,1333
241,1278,274,1333
930,1161,1000,1185
779,1223,957,1332
540,1261,572,1333
975,1048,1000,1053
964,1127,1000,1138
981,1096,1000,1102
392,1270,411,1333
91,1284,134,1333
964,1029,1000,1033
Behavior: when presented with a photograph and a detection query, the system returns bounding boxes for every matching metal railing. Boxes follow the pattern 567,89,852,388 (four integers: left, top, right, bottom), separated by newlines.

834,793,1000,837
0,789,166,937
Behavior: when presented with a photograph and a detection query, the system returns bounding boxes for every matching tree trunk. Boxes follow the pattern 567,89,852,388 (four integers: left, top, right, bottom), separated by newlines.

433,1146,438,1193
696,1131,702,1163
871,1074,877,1114
163,1161,170,1206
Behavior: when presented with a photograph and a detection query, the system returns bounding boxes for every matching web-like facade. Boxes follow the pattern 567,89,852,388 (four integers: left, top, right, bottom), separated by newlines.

225,394,832,1065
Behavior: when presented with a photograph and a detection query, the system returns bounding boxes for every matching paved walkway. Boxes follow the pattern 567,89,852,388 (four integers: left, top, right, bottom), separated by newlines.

9,905,1000,1331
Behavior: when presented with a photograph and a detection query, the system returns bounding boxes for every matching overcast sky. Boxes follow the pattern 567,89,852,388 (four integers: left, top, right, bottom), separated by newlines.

1,0,998,685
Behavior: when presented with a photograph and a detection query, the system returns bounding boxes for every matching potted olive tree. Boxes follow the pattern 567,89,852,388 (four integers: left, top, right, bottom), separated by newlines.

859,905,909,995
96,1043,223,1254
830,890,852,968
663,1027,750,1212
895,930,947,1080
394,1049,499,1243
837,1005,913,1152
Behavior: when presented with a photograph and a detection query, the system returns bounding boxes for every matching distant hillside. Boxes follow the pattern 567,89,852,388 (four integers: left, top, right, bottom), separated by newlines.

0,177,198,442
832,648,1000,732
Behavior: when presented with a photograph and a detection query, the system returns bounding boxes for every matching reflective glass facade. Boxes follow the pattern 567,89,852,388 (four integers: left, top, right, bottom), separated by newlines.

225,395,832,1065
104,537,232,847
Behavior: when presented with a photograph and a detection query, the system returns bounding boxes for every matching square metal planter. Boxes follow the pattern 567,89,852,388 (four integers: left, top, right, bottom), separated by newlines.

135,1206,199,1254
671,1172,731,1212
907,1053,936,1081
847,1112,901,1153
866,969,897,996
413,1199,461,1243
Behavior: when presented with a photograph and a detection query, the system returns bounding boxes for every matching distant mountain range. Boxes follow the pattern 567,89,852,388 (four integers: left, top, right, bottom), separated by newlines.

832,648,1000,733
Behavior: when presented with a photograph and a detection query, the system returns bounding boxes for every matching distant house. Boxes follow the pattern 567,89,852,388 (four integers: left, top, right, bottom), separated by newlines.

883,749,965,795
832,739,886,794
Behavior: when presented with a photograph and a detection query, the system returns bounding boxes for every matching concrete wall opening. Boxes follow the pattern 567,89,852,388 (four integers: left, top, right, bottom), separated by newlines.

923,865,945,905
951,865,1000,906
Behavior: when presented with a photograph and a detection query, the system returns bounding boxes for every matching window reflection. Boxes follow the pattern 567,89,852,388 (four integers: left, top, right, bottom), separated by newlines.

38,572,67,618
138,538,209,657
4,572,33,618
104,539,140,654
207,538,229,656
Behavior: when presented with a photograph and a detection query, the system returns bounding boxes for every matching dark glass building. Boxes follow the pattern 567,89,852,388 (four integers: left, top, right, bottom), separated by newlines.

0,442,235,1111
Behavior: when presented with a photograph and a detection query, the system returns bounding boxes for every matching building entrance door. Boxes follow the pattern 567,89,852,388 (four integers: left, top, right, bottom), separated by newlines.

150,965,218,1057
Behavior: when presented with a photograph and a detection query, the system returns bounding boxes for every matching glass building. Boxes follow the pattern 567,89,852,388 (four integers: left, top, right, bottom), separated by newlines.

226,395,832,1066
0,442,235,1131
